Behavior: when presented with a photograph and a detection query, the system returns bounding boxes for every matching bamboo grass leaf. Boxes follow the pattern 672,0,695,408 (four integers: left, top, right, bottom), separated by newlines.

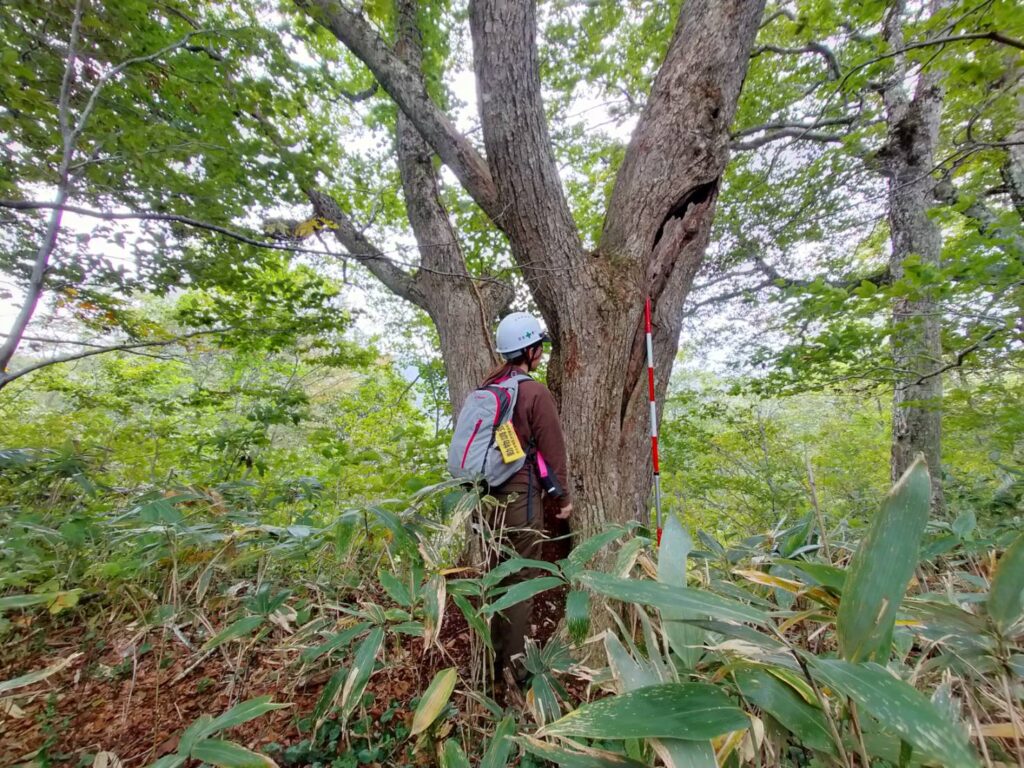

837,455,931,662
810,659,979,768
483,576,565,616
987,532,1024,634
579,571,768,625
538,683,748,740
410,667,458,736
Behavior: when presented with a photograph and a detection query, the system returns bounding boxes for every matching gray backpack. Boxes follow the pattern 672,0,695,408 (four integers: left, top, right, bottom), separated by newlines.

447,374,531,487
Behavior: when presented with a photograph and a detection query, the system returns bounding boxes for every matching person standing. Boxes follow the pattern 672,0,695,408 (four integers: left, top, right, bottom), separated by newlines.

483,312,572,685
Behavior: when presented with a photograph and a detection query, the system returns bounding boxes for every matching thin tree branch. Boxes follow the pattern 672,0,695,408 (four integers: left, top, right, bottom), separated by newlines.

760,8,796,28
732,115,857,139
688,252,893,313
15,334,179,362
71,29,217,150
0,327,233,389
236,95,436,306
752,254,891,290
306,189,426,307
685,278,781,312
933,177,1024,254
334,82,379,103
0,198,506,285
1,199,294,248
731,128,847,151
838,30,1024,99
751,42,841,79
0,17,222,380
914,325,1005,385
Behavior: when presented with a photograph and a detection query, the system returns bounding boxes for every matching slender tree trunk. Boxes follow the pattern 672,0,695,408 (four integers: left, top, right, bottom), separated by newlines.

0,0,82,386
882,4,945,512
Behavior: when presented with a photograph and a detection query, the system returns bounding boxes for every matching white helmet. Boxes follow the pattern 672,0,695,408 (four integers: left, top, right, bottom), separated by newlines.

495,311,549,357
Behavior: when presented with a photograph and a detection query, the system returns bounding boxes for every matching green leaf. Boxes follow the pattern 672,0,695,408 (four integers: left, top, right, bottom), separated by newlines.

658,515,704,670
810,659,979,768
773,559,846,591
439,739,470,768
837,455,931,662
423,574,447,649
529,670,564,725
538,683,748,740
482,557,562,589
987,532,1024,634
378,569,412,607
144,756,187,768
605,632,660,690
207,696,290,735
733,668,835,754
451,593,492,650
180,715,217,754
0,652,81,694
0,590,83,613
682,619,787,651
578,571,768,625
567,526,627,568
339,626,384,721
190,739,277,767
411,667,458,736
565,589,590,646
300,621,371,664
483,576,565,615
313,668,347,725
480,715,516,768
515,735,648,767
202,616,265,652
603,633,715,767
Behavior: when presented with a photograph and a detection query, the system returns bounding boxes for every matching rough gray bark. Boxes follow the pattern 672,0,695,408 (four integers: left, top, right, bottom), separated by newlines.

299,0,767,535
881,3,945,512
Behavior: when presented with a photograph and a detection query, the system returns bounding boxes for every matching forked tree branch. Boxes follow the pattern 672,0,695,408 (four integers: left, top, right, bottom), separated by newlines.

293,0,500,221
306,188,426,307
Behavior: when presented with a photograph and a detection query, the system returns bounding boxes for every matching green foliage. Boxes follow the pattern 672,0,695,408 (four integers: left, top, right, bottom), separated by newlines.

145,696,289,768
516,461,1019,767
690,0,1024,408
1,3,1022,766
837,456,932,661
988,532,1024,636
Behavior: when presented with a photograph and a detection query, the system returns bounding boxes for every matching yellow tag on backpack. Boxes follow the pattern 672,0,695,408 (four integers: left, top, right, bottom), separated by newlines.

494,422,525,463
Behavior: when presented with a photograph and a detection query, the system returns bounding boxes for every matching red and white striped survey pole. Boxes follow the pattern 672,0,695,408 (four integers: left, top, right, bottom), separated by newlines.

644,297,663,544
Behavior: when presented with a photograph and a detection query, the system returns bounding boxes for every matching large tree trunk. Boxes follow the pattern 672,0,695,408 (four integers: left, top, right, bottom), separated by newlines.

882,5,945,512
299,0,766,535
469,0,765,536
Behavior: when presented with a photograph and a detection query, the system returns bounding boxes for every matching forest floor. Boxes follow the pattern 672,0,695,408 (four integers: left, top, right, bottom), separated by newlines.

1,517,574,767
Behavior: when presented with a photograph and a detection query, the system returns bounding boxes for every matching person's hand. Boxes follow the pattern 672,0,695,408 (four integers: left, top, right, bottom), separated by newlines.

555,503,572,519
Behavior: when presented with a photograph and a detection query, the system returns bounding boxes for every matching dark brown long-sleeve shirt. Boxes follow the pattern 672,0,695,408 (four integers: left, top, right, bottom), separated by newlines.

495,377,572,506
